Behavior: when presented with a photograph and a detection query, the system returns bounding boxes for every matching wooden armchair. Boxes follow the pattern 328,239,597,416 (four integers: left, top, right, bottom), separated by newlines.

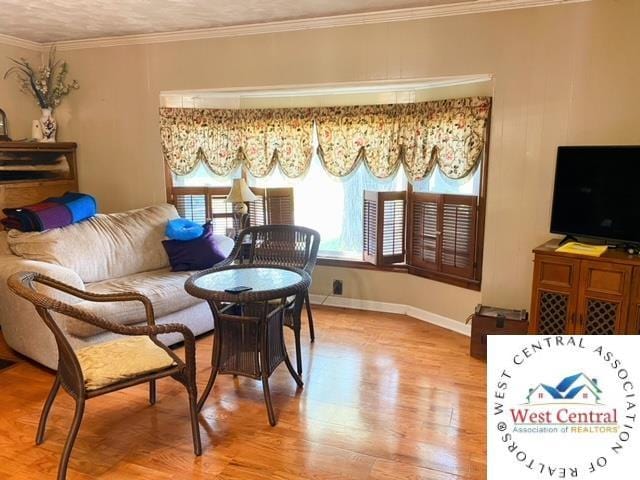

7,272,202,480
219,225,320,375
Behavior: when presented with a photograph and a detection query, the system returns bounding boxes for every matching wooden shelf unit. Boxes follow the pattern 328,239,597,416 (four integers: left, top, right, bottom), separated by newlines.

530,240,640,335
0,142,78,212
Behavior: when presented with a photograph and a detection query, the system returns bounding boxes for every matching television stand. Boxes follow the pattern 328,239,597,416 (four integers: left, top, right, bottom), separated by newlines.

529,240,640,336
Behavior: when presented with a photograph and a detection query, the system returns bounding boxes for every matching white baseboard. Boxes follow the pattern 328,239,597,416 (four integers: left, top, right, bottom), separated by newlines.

308,294,471,337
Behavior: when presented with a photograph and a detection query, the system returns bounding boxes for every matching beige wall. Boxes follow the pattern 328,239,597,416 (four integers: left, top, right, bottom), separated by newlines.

0,43,40,139
3,0,640,322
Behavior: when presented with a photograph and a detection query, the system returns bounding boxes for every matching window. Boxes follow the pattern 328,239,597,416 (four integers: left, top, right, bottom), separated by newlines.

169,186,295,236
167,130,487,290
361,146,486,289
250,141,406,259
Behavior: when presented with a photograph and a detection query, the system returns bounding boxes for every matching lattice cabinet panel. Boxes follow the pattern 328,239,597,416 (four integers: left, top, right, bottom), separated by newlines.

537,290,570,335
583,299,618,335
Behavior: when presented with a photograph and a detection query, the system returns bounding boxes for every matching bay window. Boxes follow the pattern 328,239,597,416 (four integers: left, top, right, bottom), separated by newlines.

162,91,490,290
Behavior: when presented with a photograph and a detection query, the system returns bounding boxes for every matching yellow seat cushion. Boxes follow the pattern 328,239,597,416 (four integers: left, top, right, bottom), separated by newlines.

76,336,177,391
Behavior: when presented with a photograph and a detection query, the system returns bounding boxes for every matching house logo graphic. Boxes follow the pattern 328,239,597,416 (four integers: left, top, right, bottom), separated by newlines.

526,372,602,405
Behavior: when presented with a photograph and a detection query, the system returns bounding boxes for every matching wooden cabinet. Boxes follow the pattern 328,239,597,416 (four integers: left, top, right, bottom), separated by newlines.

629,269,640,335
530,242,639,335
0,141,78,213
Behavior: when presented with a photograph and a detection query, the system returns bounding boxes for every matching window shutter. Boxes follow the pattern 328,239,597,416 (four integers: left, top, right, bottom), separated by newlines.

362,190,406,265
408,192,440,272
248,187,266,227
266,187,294,224
208,187,234,235
172,188,208,225
440,194,477,279
363,191,378,264
407,192,479,282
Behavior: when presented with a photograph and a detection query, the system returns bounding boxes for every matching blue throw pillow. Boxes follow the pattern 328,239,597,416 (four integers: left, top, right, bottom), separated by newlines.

162,223,228,272
166,218,204,241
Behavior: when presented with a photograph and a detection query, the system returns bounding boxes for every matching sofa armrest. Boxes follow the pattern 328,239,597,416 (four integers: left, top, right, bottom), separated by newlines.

0,255,85,367
0,254,84,303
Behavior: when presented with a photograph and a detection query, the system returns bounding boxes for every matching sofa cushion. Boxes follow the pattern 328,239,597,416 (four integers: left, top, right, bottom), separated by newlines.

7,204,178,283
63,268,203,338
76,336,176,391
163,225,231,272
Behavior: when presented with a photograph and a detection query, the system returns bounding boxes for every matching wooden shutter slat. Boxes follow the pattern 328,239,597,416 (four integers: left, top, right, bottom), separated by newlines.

379,192,405,265
409,192,440,272
363,191,378,265
206,187,233,235
266,187,294,224
248,187,266,227
170,186,234,235
173,191,208,225
440,194,477,278
407,191,478,281
362,190,406,265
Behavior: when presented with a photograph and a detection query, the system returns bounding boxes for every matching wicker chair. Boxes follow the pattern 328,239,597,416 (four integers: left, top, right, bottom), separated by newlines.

7,272,202,480
219,225,320,374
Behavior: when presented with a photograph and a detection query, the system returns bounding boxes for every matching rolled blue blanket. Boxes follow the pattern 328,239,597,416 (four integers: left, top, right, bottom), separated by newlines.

1,191,97,232
50,192,97,223
166,218,204,241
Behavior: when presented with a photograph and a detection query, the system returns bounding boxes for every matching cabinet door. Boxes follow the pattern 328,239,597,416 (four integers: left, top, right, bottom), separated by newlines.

627,267,640,334
575,261,632,335
532,289,577,335
529,255,580,334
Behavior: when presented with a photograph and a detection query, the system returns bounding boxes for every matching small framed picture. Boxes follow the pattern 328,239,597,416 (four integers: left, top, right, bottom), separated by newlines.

0,108,10,141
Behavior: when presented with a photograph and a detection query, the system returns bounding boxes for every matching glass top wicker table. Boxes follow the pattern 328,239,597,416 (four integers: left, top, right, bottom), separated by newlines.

185,264,311,426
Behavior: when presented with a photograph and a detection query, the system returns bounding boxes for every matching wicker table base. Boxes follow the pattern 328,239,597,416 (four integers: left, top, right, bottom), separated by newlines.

197,301,303,425
186,265,310,426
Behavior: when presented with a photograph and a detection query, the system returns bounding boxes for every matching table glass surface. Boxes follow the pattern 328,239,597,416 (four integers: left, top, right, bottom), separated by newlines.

193,267,303,293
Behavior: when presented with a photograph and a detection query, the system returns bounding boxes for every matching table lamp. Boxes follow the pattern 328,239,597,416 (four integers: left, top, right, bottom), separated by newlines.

226,178,257,232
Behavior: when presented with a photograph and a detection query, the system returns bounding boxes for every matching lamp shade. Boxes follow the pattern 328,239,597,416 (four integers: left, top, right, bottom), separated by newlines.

226,178,258,203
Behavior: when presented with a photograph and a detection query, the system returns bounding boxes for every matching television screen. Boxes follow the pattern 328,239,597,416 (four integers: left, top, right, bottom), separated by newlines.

550,146,640,244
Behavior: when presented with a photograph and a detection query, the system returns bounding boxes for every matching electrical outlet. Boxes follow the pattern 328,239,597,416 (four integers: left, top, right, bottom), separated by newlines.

332,279,343,295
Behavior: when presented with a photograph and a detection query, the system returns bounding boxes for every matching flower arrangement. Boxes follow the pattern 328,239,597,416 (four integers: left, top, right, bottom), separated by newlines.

3,46,79,111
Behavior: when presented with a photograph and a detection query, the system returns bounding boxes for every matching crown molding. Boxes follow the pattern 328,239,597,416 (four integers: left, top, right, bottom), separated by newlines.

0,33,42,51
1,0,590,52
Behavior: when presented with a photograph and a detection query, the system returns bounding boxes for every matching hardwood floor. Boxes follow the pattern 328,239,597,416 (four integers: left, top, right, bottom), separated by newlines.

0,306,487,479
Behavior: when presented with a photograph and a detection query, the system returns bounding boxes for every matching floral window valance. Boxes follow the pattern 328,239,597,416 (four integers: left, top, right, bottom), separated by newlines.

159,96,491,181
159,107,313,178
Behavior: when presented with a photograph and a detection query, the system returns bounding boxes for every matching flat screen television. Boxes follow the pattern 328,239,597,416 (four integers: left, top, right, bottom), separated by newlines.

550,146,640,244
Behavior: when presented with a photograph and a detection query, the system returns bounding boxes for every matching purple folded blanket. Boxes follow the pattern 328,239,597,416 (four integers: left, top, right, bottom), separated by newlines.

1,192,97,232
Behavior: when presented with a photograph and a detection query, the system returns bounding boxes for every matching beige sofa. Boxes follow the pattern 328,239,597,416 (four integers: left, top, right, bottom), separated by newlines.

0,204,233,370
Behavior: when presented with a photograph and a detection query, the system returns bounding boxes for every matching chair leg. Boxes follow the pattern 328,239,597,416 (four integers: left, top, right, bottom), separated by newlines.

149,380,156,405
57,398,85,480
184,383,202,456
261,374,277,427
36,375,61,445
294,325,303,376
305,291,315,342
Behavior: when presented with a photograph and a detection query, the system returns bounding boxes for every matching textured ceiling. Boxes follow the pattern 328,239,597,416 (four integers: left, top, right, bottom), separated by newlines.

0,0,476,43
